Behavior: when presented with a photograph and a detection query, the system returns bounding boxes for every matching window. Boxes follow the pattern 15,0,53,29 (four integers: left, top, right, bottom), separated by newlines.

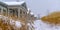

12,10,15,16
20,9,23,18
0,8,1,12
3,9,6,16
23,11,25,14
9,9,15,15
3,9,6,12
20,9,22,14
9,9,13,13
3,8,6,13
9,9,14,17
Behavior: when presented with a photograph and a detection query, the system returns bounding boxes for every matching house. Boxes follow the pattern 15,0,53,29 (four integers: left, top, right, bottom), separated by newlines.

0,1,8,16
0,1,28,23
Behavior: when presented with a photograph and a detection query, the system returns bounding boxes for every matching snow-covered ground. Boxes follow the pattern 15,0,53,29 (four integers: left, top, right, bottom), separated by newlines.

1,15,60,30
33,20,60,30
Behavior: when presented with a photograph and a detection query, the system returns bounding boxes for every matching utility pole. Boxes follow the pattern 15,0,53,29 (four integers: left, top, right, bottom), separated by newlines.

47,9,49,15
37,14,40,20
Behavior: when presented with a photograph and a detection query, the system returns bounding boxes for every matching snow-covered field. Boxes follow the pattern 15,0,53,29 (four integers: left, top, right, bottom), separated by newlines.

33,20,60,30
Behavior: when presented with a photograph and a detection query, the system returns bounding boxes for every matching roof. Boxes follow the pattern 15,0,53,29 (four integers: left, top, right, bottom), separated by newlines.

0,1,7,8
4,1,27,9
4,1,25,5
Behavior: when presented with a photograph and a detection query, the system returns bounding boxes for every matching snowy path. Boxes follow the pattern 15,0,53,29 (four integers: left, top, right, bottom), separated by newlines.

33,20,60,30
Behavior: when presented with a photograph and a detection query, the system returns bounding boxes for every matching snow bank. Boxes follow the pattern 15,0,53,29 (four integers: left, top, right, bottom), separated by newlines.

10,19,22,28
15,21,22,28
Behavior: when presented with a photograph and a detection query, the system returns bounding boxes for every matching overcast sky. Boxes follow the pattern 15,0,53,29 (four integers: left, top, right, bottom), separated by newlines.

0,0,60,17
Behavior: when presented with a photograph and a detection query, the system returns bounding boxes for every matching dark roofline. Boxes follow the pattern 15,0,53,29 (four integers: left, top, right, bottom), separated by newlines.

0,1,8,8
21,2,27,9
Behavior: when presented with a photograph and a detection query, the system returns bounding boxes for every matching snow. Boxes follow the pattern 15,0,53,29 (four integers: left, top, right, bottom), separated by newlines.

27,23,32,30
10,19,15,25
4,1,25,5
33,20,60,30
30,12,34,15
15,21,22,28
9,19,22,28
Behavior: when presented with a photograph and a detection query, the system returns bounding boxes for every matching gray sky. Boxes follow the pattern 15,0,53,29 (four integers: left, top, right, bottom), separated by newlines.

1,0,60,17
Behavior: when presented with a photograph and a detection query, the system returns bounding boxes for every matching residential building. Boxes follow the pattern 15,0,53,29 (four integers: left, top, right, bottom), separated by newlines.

0,1,28,23
0,1,8,16
0,1,37,23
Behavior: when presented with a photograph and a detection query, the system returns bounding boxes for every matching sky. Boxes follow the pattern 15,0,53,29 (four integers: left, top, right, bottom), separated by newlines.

0,0,60,17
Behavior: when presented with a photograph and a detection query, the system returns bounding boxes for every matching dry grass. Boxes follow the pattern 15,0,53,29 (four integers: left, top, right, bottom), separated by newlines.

0,20,14,30
0,19,27,30
41,11,60,25
0,13,29,30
